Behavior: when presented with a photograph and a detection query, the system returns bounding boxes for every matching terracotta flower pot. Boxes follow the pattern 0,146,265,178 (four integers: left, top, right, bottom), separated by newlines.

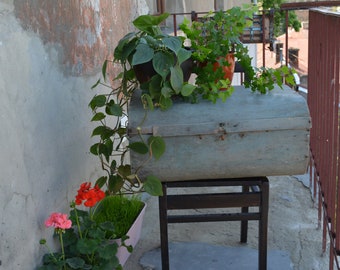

213,53,235,88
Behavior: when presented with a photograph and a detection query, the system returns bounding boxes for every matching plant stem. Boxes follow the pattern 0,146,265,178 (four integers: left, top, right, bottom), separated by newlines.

74,208,83,239
44,242,58,264
58,231,66,270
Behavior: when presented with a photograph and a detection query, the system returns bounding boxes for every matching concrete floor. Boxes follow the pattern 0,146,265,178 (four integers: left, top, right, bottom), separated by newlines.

124,175,329,270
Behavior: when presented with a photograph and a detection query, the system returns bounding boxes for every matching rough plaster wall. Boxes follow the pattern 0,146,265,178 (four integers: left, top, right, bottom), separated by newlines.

0,0,147,268
13,0,136,76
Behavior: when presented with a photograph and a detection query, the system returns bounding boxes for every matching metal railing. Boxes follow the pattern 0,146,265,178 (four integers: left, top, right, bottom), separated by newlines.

307,7,340,270
281,2,340,269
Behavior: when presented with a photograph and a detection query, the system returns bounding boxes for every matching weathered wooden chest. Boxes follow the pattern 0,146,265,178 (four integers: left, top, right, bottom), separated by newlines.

128,85,310,182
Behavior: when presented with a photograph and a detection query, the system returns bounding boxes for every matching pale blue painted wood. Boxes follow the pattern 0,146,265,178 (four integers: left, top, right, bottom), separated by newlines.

128,85,311,182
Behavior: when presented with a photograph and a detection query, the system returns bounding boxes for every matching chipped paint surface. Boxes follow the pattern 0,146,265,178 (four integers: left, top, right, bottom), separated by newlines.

13,0,137,76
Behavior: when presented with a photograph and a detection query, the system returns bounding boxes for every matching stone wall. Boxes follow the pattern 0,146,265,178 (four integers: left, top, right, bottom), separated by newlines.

0,0,147,268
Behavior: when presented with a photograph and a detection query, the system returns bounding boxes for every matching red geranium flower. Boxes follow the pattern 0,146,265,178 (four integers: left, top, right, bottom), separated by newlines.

75,182,91,205
75,182,105,207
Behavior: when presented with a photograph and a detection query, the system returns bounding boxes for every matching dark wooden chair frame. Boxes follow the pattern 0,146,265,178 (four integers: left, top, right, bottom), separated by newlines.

158,176,269,270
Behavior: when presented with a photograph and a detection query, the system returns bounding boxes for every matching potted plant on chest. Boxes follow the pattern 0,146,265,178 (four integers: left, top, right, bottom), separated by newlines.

88,5,297,228
111,12,197,111
179,4,295,102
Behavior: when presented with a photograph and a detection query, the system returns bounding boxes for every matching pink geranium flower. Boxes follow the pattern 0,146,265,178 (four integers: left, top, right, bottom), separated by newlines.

45,212,72,230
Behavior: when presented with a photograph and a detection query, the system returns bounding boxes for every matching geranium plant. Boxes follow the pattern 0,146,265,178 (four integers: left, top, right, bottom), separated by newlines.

38,182,128,270
179,5,296,101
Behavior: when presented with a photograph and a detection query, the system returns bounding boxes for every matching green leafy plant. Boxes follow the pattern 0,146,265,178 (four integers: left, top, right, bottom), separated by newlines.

39,183,126,270
89,66,165,196
113,13,196,111
179,5,296,100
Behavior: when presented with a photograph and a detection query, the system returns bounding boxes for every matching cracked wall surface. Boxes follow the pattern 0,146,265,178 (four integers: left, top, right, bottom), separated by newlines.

0,0,147,268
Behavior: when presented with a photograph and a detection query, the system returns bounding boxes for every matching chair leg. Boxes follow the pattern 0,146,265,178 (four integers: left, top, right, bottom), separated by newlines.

259,178,269,270
159,183,170,270
240,185,249,243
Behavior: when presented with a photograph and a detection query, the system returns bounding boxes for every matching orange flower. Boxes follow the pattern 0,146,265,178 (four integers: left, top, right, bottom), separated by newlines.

75,182,91,205
75,182,105,207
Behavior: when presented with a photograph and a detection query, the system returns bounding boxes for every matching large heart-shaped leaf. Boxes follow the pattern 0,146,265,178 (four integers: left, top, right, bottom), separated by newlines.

148,136,165,160
129,142,149,154
153,51,174,79
144,175,163,196
162,36,182,53
89,95,106,110
133,13,169,34
177,48,191,65
170,65,184,94
181,83,196,96
132,43,154,66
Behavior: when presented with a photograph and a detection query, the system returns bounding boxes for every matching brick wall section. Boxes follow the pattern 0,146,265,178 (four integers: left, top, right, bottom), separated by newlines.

13,0,136,76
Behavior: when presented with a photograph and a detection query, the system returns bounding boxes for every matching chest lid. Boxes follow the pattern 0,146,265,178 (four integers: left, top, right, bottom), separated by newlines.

128,85,310,137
